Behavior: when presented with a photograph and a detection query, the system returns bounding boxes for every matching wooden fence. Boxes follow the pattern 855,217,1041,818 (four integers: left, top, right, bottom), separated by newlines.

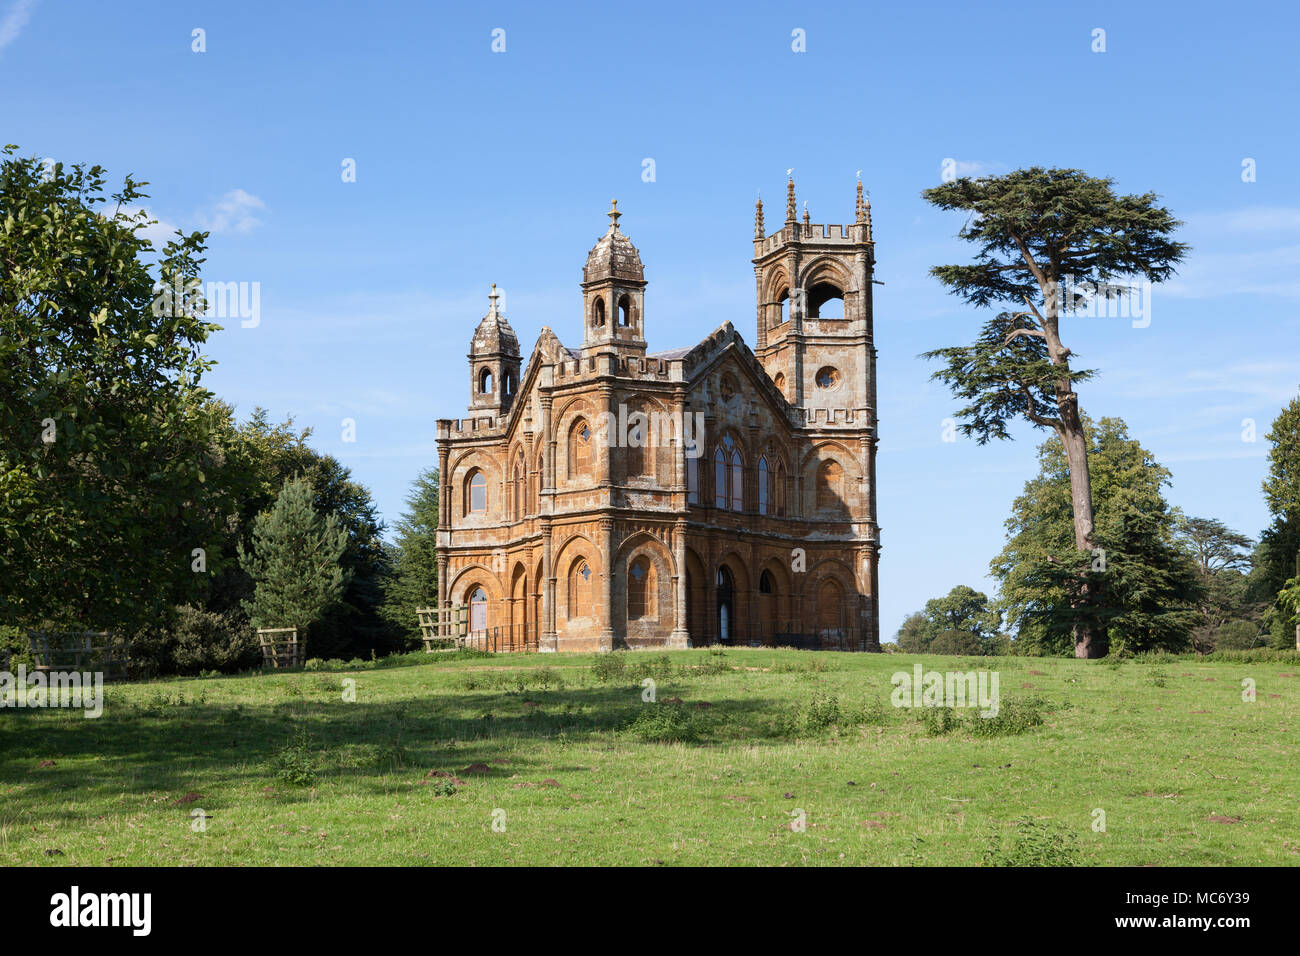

256,627,302,669
26,630,131,680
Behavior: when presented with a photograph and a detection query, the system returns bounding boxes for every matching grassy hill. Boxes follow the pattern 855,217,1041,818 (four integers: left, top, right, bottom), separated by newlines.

3,648,1297,866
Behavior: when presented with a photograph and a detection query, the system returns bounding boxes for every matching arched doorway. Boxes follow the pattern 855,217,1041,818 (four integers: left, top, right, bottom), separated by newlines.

716,566,735,645
469,587,488,634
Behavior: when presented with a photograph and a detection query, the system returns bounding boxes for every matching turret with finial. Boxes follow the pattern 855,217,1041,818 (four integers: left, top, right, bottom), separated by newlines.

754,192,765,239
785,170,797,223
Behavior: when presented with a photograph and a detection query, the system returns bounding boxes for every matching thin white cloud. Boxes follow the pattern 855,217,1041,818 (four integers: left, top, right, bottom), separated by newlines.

1183,206,1300,237
0,0,34,55
941,159,1006,180
197,188,266,235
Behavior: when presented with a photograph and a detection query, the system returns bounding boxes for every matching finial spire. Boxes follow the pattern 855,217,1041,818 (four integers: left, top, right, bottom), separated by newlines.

488,283,501,314
802,200,811,227
856,178,866,223
754,192,765,239
607,198,621,231
785,172,797,222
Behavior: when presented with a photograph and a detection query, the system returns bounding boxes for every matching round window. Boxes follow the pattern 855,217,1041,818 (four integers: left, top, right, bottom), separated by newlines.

815,367,840,389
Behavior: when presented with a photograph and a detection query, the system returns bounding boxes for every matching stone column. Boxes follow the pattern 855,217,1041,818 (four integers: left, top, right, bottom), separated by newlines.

669,518,689,648
540,517,557,651
598,517,615,651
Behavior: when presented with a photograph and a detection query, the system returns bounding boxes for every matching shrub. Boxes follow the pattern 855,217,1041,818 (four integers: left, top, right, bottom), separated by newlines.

0,625,33,669
967,696,1046,737
171,605,258,674
981,817,1081,867
591,651,628,684
623,703,699,743
803,692,842,731
916,705,962,735
272,729,319,787
930,630,985,656
1214,619,1267,651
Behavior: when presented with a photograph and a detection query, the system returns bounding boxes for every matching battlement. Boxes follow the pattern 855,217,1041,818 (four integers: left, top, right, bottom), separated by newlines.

437,415,500,440
551,350,682,383
755,222,871,257
795,406,872,428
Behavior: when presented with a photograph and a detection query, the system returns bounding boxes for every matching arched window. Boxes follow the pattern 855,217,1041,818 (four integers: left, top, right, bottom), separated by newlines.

618,294,631,327
568,559,593,617
628,556,656,619
713,434,743,510
808,281,845,319
469,587,488,632
504,372,515,395
569,419,593,478
816,460,844,511
778,288,790,325
773,372,785,396
817,579,844,633
758,455,770,515
513,460,524,518
687,453,699,505
714,447,727,509
775,461,787,516
593,297,606,327
467,469,487,514
759,570,774,594
729,449,743,511
478,368,493,394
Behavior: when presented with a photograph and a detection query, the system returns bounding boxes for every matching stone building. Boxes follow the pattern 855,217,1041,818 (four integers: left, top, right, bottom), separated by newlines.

434,178,881,652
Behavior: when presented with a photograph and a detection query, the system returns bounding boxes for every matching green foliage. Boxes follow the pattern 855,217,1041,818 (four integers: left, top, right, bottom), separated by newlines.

624,702,699,743
272,728,319,787
994,417,1202,655
916,705,962,735
896,587,1002,654
981,817,1081,867
0,146,234,633
380,468,439,647
929,629,985,656
1213,619,1267,651
129,604,257,677
968,697,1047,737
0,625,33,669
241,477,350,648
591,651,629,684
921,167,1186,445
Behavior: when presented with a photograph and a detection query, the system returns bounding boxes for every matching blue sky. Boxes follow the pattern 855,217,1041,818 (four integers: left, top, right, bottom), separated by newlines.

4,0,1298,638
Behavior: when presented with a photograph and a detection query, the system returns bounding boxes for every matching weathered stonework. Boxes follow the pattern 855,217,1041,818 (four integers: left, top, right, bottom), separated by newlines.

435,183,881,652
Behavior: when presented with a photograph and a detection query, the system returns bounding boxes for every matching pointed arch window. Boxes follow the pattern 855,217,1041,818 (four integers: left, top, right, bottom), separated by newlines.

467,469,487,514
687,452,699,504
628,556,656,619
568,559,594,617
714,446,727,509
758,455,770,515
513,459,525,519
729,448,743,511
816,460,844,511
775,461,787,516
569,419,593,478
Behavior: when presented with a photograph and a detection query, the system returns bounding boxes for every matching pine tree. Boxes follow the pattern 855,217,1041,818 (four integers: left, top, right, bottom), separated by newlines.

240,477,349,647
380,468,440,646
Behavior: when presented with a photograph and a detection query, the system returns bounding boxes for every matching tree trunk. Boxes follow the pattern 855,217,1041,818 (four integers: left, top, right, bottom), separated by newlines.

1056,391,1103,658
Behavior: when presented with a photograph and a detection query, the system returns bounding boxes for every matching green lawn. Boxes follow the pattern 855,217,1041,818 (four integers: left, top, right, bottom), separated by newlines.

2,649,1297,866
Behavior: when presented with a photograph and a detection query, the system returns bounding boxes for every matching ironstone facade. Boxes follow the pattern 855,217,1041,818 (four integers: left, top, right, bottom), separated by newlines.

434,179,881,652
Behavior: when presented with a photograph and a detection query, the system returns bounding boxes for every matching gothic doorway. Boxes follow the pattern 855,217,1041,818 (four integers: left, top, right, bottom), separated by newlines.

716,566,734,644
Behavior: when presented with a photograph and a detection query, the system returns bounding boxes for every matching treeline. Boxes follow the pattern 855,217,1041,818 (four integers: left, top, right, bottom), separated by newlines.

0,147,439,675
894,407,1300,656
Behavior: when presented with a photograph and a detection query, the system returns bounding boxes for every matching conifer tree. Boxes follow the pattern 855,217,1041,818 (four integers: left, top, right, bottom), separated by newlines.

240,477,349,644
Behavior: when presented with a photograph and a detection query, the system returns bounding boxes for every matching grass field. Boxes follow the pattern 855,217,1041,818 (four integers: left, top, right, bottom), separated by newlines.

2,648,1298,866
